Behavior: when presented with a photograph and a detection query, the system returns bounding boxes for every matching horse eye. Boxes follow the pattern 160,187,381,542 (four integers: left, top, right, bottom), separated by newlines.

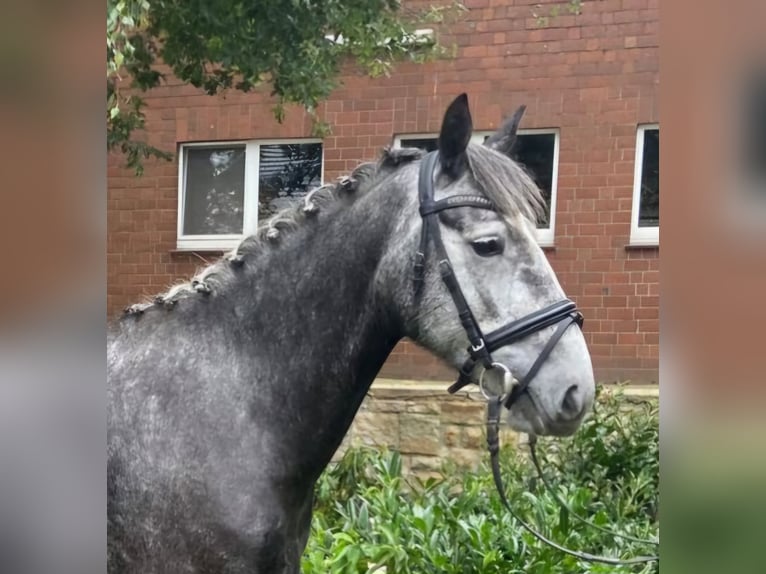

471,236,504,257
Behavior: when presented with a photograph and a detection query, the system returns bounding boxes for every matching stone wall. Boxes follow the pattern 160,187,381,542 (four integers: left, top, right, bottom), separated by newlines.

333,378,659,477
334,380,514,478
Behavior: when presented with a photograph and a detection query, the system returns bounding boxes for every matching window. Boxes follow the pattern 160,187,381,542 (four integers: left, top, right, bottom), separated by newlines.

631,125,659,245
396,136,439,153
393,130,560,246
177,140,323,250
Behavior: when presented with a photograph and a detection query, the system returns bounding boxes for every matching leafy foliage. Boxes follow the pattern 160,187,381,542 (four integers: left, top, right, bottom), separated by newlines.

107,0,465,174
305,386,659,573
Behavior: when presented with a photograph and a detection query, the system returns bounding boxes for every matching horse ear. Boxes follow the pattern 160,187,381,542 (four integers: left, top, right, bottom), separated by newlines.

438,93,473,178
484,104,526,157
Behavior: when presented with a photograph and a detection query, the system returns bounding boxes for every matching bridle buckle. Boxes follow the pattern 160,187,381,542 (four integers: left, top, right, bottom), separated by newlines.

470,339,485,354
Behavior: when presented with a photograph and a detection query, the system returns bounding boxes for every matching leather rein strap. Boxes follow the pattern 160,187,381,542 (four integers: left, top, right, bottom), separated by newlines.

414,149,659,565
487,400,660,565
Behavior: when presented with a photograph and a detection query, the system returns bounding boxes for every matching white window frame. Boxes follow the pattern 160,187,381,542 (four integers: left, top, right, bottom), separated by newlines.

630,124,659,246
392,129,560,247
392,133,442,147
177,138,324,251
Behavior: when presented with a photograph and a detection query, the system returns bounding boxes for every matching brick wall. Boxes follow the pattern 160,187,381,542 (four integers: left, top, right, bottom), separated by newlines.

107,0,659,383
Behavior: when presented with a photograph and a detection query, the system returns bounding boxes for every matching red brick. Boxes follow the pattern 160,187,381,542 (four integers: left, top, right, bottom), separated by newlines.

618,332,645,345
591,333,617,345
614,320,639,332
625,259,650,271
608,308,635,321
639,320,659,333
604,296,628,307
640,295,659,307
613,344,642,357
609,283,637,296
643,270,659,283
635,307,658,319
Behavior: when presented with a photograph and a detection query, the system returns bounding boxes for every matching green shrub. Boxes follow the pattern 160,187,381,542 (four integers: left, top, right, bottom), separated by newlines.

304,386,659,573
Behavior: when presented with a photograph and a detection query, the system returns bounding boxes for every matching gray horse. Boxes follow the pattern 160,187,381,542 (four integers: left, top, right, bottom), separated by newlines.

108,94,595,573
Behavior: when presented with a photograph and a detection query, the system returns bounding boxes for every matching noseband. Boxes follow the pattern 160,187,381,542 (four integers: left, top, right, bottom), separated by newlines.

415,150,659,565
413,150,582,406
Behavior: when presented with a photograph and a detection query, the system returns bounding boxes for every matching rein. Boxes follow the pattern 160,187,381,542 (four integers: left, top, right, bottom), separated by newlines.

414,150,659,566
527,438,660,547
486,399,660,565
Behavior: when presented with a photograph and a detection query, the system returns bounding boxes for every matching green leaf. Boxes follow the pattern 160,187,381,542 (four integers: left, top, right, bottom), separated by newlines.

305,388,657,573
558,505,569,534
358,503,369,530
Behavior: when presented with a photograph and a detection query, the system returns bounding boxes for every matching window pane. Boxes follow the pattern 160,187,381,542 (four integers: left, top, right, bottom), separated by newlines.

399,138,438,152
258,143,323,221
639,129,659,227
513,134,556,228
183,146,246,235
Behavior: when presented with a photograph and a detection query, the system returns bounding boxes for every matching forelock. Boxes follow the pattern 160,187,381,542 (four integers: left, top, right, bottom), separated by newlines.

465,142,546,224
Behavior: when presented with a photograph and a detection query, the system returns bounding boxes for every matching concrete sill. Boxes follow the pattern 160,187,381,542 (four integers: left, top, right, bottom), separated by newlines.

625,243,659,251
169,248,227,256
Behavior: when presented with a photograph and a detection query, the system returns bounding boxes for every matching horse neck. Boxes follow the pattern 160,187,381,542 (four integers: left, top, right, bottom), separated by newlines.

227,186,412,470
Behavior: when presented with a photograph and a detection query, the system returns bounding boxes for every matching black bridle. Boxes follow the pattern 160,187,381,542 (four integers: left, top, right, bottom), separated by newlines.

414,150,582,407
415,150,659,565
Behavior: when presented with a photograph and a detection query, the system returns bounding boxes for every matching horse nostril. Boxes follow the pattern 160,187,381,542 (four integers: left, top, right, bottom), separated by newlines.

560,384,585,420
